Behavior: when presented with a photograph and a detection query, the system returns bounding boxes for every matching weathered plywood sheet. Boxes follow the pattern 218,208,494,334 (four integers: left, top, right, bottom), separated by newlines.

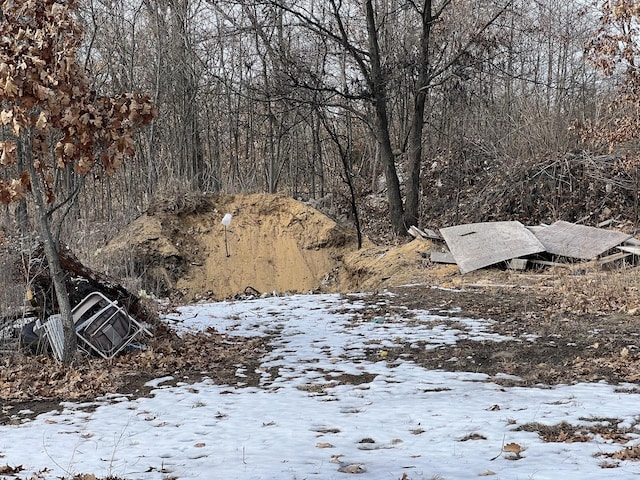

534,220,631,260
440,221,545,274
618,245,640,256
430,250,456,264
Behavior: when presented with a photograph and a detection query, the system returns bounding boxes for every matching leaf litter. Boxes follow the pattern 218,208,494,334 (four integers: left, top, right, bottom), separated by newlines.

0,324,267,422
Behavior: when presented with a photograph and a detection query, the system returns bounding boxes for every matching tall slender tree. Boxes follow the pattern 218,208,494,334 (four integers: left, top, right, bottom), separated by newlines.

0,0,155,363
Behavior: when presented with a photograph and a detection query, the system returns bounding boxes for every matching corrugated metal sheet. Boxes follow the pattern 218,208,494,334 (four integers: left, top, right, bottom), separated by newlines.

440,221,546,274
533,220,631,259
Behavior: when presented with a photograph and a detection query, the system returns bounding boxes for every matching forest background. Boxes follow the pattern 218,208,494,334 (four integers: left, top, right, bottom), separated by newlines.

2,0,640,298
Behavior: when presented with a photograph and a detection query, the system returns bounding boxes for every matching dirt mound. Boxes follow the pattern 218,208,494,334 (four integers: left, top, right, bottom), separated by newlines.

104,193,365,300
335,239,457,291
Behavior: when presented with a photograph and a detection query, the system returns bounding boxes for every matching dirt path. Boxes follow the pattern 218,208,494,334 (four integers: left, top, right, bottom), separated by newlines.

3,276,640,425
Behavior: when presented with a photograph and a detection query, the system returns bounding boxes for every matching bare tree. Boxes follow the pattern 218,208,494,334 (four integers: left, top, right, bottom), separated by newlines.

256,0,512,234
0,0,155,363
51,0,621,243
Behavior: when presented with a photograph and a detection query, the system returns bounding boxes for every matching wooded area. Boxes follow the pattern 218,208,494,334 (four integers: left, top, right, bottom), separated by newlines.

2,0,640,258
4,3,640,474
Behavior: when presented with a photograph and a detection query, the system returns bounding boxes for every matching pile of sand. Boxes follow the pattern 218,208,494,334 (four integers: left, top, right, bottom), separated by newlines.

99,192,640,336
103,194,345,299
103,193,443,300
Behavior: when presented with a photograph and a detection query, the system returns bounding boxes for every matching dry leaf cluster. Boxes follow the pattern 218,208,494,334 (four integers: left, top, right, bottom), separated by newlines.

0,0,156,204
609,444,640,460
0,464,23,475
0,325,266,416
518,419,637,446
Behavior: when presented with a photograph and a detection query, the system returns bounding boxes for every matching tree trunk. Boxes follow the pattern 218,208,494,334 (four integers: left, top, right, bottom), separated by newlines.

405,92,426,229
376,103,405,235
24,131,77,364
404,1,432,229
365,0,405,235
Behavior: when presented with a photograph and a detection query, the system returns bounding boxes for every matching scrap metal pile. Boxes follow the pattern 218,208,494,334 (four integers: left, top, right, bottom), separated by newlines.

1,246,155,359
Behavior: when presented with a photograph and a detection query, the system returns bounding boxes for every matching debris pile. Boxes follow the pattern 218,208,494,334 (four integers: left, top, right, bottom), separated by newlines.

439,221,545,274
2,245,154,359
421,220,639,274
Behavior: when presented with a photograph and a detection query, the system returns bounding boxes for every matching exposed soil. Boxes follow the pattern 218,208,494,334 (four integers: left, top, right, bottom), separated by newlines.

103,193,359,300
356,283,640,387
114,192,639,391
3,193,640,429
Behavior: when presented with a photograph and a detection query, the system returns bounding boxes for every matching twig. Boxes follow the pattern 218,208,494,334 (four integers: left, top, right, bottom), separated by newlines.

489,434,506,461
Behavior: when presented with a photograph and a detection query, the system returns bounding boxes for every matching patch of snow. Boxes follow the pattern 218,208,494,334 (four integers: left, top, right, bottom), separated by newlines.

2,294,640,479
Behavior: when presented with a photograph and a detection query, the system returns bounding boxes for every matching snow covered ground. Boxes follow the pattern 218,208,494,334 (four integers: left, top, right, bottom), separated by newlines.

1,292,640,479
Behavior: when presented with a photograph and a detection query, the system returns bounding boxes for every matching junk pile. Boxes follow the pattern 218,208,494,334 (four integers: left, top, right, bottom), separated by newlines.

4,245,154,359
415,220,640,274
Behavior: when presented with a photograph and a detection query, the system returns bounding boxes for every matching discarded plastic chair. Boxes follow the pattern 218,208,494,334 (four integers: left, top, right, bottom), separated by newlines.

71,291,149,359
